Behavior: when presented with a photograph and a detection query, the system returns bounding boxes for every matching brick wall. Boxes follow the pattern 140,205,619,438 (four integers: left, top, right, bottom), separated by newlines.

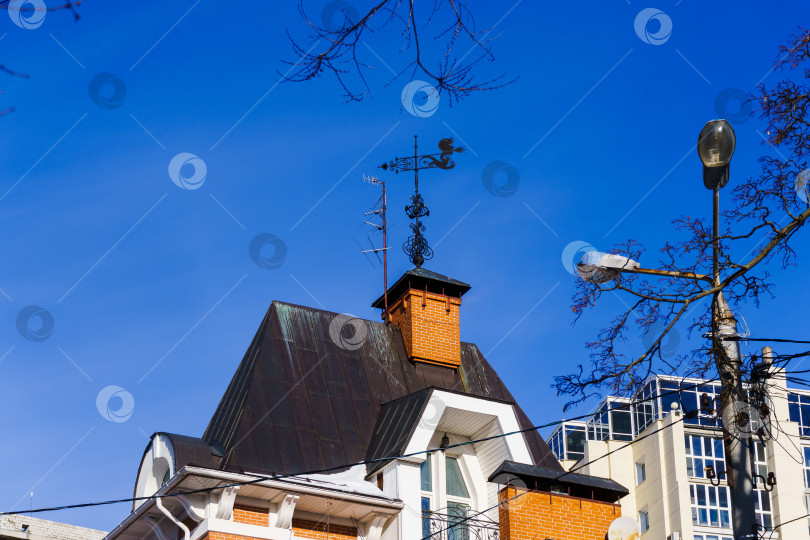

498,487,621,540
232,504,268,526
203,533,266,540
291,518,357,540
389,288,462,368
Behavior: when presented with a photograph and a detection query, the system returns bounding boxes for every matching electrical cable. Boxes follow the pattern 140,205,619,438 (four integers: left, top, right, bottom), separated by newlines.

764,511,810,540
0,377,720,518
723,337,810,344
421,416,688,540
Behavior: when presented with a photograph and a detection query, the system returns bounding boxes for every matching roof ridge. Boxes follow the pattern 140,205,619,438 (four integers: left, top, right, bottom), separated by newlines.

271,299,387,326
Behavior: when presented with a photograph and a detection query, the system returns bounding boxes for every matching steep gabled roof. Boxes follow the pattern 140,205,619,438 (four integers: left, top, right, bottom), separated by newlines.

201,301,561,476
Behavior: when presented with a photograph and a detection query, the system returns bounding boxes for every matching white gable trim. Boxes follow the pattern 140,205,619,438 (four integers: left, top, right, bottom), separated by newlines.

403,389,533,465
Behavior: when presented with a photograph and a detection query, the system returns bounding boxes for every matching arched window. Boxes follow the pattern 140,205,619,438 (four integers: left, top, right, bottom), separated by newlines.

420,453,473,540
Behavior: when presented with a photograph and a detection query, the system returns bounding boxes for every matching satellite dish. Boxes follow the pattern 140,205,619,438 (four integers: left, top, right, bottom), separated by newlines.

607,516,641,540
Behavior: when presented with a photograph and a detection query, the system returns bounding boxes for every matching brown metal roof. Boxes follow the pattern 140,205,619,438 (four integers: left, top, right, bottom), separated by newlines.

364,388,432,475
199,300,561,476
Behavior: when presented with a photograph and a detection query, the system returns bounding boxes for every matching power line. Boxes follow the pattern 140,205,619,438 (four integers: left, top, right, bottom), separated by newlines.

0,378,719,518
421,415,688,540
724,336,810,345
765,511,810,539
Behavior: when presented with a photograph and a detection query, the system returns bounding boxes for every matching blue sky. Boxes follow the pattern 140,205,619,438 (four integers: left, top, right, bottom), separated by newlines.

1,0,808,531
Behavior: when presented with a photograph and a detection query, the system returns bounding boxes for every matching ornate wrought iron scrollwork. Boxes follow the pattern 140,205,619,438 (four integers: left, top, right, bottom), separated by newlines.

406,193,430,220
422,510,500,540
378,136,464,268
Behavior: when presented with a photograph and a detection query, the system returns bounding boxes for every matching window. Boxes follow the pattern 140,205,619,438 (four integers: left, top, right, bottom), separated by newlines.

587,399,634,442
611,404,634,441
587,403,610,441
805,494,810,536
548,423,586,461
161,468,171,486
689,484,730,528
804,447,810,487
638,511,649,534
635,462,646,485
549,424,586,461
564,424,586,460
445,456,471,540
421,458,432,491
752,442,768,487
548,427,563,460
421,456,433,537
685,434,726,480
421,496,432,538
447,502,470,540
659,379,722,427
446,457,470,498
420,452,475,540
789,392,810,437
633,380,659,435
693,536,732,540
754,489,773,532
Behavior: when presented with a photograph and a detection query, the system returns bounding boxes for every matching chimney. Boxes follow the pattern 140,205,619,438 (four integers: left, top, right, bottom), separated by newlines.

372,268,470,369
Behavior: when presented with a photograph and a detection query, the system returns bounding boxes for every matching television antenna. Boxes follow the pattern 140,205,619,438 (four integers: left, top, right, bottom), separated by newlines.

361,175,391,323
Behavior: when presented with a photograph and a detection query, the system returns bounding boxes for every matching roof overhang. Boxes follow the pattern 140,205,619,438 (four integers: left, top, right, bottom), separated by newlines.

488,461,629,504
366,388,534,477
106,466,403,540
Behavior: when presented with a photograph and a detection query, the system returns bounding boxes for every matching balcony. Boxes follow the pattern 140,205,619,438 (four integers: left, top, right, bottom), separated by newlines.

422,511,500,540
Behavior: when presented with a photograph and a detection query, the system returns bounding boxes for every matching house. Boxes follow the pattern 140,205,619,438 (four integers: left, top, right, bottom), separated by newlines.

0,514,106,540
547,366,810,539
104,267,629,540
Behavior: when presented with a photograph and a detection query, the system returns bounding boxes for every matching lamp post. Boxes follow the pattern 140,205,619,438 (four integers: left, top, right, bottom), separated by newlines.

577,120,757,539
698,120,756,540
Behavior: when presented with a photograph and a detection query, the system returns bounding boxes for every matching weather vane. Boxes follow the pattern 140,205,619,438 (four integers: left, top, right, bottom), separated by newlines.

379,136,464,267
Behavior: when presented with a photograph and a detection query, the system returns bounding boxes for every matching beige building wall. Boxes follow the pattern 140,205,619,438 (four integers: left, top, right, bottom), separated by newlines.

560,388,810,540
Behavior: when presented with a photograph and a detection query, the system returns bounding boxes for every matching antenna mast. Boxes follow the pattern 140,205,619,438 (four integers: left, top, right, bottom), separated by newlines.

362,175,391,323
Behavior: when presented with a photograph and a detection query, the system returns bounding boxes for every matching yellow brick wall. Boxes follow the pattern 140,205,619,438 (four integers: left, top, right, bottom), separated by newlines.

498,486,621,540
389,288,462,368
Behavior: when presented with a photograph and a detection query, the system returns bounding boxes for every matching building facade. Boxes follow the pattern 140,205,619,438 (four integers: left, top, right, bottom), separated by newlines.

548,370,810,540
103,268,629,540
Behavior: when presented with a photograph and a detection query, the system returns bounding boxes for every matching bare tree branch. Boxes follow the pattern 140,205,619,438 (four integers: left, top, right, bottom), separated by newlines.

556,28,810,408
1,1,82,115
283,0,516,103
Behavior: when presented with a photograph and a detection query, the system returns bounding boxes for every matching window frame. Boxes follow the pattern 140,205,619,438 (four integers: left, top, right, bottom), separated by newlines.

685,433,726,480
689,483,731,529
635,462,646,486
638,510,649,534
444,454,473,505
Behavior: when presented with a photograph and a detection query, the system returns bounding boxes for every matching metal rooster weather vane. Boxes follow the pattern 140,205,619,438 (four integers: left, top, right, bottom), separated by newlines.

379,136,464,267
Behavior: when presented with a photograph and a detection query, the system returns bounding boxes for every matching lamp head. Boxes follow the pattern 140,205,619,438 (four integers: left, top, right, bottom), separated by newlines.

576,252,640,283
698,119,736,189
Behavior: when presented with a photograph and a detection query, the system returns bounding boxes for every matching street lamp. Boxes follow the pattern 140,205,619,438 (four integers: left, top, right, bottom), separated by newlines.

575,119,757,539
698,119,736,190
